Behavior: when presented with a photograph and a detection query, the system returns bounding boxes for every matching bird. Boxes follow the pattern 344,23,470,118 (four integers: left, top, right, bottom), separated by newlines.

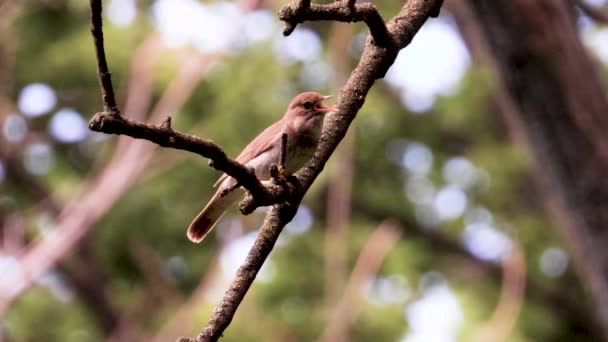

187,92,334,243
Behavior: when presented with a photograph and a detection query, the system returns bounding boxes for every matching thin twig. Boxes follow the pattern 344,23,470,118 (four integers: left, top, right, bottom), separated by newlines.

89,0,118,113
279,133,288,168
269,133,289,183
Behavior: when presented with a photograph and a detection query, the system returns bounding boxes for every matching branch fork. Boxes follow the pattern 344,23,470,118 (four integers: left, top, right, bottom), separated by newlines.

239,133,301,215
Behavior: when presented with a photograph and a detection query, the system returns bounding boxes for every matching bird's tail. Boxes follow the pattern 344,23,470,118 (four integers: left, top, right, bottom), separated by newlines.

187,188,243,243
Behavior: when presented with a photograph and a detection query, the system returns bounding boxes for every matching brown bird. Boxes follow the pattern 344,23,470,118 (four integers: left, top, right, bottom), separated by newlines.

187,92,334,243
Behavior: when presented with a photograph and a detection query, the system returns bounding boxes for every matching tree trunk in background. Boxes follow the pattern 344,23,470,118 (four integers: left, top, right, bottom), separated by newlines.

466,0,608,338
324,21,355,342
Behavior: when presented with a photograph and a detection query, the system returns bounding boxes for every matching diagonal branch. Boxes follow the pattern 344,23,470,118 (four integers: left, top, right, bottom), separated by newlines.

89,0,118,113
183,203,299,342
88,0,444,341
183,1,444,341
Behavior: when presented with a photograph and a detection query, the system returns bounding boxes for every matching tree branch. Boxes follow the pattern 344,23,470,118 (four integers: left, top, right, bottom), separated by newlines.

278,0,392,46
88,0,444,341
88,112,294,212
184,202,300,342
183,1,444,341
0,1,253,317
88,0,291,213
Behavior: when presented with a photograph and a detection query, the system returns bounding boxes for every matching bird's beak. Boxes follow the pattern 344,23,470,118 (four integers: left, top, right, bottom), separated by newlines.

317,95,335,113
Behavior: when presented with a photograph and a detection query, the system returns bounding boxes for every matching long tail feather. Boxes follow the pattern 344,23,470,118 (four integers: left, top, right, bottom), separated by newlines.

187,188,243,243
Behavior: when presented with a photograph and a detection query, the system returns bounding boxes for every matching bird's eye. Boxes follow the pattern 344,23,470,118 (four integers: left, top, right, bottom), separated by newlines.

302,101,313,110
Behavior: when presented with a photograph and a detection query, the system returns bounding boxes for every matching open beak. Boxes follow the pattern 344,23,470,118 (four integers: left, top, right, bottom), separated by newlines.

316,95,335,113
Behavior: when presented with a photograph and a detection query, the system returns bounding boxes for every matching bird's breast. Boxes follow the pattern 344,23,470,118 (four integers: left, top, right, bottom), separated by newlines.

285,132,319,174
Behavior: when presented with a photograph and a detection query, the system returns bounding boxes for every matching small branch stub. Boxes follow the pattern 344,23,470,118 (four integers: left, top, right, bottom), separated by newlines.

279,133,288,168
160,116,173,130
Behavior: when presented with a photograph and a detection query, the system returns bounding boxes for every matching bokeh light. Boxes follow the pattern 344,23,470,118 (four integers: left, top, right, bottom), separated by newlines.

433,186,468,221
443,157,478,189
48,108,88,143
243,10,277,44
107,0,137,27
17,83,57,117
405,176,435,205
385,18,470,112
462,222,512,262
540,247,569,278
273,28,322,64
300,60,332,88
285,205,314,236
152,0,242,52
162,255,189,282
403,274,463,342
364,274,411,305
584,27,608,66
23,143,54,176
0,255,26,297
2,114,28,143
402,142,433,176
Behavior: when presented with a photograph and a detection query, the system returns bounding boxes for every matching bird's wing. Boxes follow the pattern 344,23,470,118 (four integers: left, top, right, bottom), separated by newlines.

213,119,285,188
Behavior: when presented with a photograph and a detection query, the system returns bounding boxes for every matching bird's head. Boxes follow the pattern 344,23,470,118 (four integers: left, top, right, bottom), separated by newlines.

285,92,334,135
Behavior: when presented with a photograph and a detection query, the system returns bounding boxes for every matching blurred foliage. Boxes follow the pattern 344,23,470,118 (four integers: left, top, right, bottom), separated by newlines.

1,0,605,341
